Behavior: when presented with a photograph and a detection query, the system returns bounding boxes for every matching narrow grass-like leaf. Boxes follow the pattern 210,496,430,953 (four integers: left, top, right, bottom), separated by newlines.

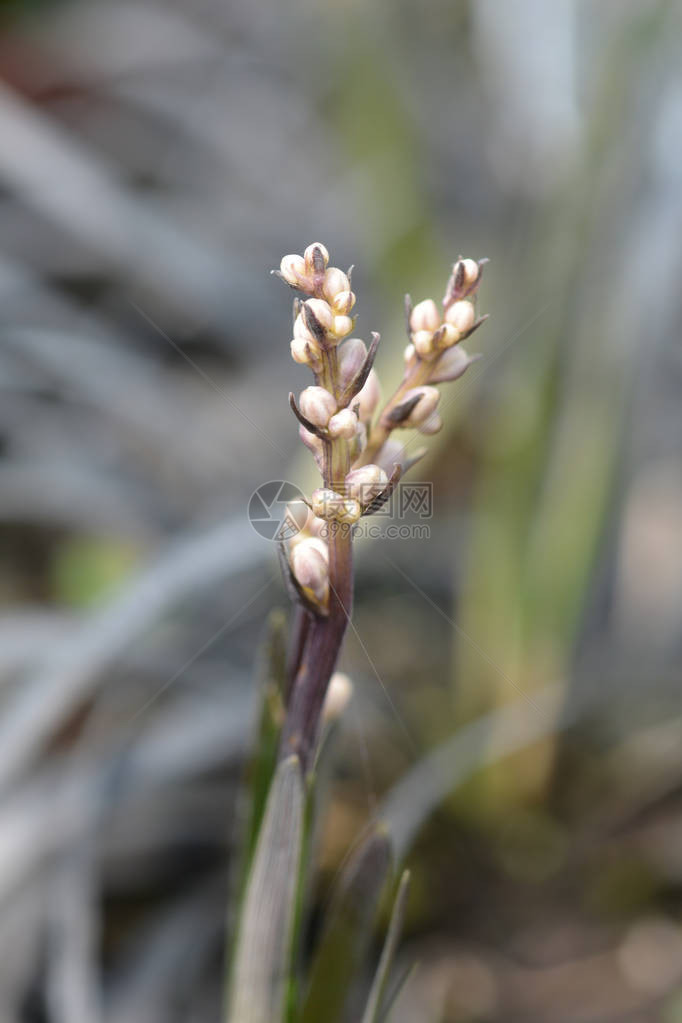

361,869,411,1023
227,755,304,1023
301,825,392,1023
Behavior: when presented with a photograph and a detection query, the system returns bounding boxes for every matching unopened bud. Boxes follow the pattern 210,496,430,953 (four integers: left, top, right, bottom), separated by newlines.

337,498,362,524
331,290,355,315
311,488,344,520
299,385,337,428
410,298,441,333
432,323,460,350
322,671,353,724
299,424,324,469
418,412,442,435
279,254,310,290
291,335,321,367
338,338,368,389
404,342,416,364
355,368,381,422
323,267,350,303
328,408,359,439
345,464,389,504
413,330,435,359
331,314,353,340
304,298,334,333
400,386,440,427
445,258,482,303
375,438,407,476
445,300,475,335
303,242,330,272
430,346,480,384
291,537,329,602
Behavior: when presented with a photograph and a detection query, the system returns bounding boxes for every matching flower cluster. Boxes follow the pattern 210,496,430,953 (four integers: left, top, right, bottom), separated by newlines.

276,244,487,619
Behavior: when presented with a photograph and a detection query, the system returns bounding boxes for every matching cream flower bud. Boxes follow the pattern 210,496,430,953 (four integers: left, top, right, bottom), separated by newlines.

404,343,416,363
331,314,353,339
410,298,441,333
304,298,334,332
445,300,475,335
322,672,353,724
432,323,461,350
413,330,435,359
280,254,308,289
323,267,351,302
355,369,381,422
402,386,440,427
303,242,329,271
291,538,329,602
291,335,321,367
311,488,344,520
294,311,317,344
338,338,368,389
337,498,362,524
299,385,337,428
457,258,479,288
328,408,359,439
445,258,482,303
331,290,355,315
344,464,389,504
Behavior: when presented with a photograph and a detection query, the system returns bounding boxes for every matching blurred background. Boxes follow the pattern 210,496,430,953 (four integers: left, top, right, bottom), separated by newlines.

1,0,681,1019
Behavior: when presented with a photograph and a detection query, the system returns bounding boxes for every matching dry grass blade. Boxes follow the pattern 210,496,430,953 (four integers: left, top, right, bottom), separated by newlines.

226,755,304,1023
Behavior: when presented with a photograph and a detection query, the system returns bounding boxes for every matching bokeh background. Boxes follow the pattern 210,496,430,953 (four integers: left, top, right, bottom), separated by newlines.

1,0,682,1020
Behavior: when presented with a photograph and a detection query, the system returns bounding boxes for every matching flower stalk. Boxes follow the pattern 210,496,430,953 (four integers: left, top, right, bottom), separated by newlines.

275,244,488,771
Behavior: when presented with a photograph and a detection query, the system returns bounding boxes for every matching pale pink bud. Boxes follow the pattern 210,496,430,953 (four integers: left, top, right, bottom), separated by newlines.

410,298,441,333
413,330,435,358
338,338,368,389
337,498,362,524
344,464,388,504
328,408,359,439
445,300,475,335
303,242,329,271
299,385,337,428
311,488,345,520
401,386,440,427
322,672,353,724
430,346,480,384
355,369,381,422
291,538,329,602
322,267,351,302
375,438,408,476
298,424,324,469
404,342,416,363
418,413,442,435
291,335,321,367
279,254,309,289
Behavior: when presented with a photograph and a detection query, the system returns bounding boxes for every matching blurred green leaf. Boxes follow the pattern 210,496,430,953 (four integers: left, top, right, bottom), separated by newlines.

362,869,411,1023
301,825,392,1023
52,537,138,607
227,755,304,1023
